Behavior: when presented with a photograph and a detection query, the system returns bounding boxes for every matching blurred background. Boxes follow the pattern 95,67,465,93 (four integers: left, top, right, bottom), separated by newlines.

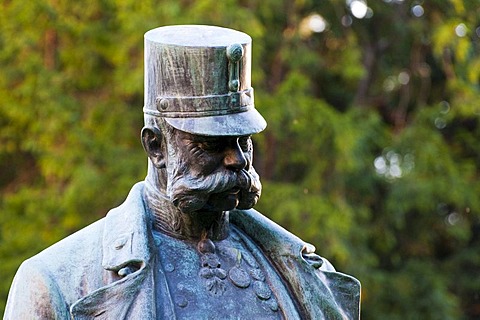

1,0,479,318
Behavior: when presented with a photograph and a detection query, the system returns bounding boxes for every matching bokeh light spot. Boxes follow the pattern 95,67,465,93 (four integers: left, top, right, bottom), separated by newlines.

455,23,467,37
341,15,353,27
411,5,424,17
398,71,410,85
350,0,368,19
308,14,327,33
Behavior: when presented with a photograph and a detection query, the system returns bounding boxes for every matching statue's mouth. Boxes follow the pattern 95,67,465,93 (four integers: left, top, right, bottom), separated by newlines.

226,187,240,195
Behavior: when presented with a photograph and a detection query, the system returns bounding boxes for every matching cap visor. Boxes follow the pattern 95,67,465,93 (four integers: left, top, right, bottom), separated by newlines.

164,108,267,136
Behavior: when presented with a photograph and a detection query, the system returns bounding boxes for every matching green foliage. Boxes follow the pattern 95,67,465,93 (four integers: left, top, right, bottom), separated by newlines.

1,0,480,318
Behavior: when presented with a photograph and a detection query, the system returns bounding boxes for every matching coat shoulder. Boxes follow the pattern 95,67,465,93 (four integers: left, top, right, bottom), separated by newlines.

4,219,106,319
34,218,106,270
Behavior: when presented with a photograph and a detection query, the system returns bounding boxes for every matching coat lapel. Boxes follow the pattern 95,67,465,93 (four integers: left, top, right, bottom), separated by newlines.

69,265,153,319
231,208,361,320
70,183,157,319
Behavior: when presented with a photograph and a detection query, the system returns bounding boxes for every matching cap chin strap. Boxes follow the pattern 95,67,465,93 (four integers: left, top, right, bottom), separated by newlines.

143,88,254,118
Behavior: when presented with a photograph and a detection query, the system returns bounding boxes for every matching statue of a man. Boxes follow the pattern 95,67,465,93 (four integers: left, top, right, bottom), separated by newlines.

5,25,360,319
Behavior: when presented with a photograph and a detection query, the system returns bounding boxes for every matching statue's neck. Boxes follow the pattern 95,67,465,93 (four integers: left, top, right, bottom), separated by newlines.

143,171,229,241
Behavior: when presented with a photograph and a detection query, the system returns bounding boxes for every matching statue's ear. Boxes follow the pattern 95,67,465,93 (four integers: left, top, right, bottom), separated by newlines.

141,127,166,169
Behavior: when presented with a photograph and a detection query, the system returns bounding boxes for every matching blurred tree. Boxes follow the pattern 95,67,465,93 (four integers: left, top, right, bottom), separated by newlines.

252,1,480,319
1,0,479,318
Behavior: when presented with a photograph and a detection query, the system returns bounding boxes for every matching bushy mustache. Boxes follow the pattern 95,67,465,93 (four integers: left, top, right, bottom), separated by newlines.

167,166,261,214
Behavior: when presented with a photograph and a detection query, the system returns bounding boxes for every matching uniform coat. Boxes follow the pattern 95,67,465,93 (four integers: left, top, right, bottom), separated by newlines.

4,182,360,319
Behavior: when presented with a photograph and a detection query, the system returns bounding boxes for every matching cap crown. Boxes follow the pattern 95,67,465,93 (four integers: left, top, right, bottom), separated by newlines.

143,25,266,136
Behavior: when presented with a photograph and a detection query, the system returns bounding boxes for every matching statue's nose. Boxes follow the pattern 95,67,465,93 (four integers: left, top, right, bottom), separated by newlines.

223,142,247,171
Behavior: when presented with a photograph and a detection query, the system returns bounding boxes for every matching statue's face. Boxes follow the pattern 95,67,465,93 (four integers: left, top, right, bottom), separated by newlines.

165,129,262,214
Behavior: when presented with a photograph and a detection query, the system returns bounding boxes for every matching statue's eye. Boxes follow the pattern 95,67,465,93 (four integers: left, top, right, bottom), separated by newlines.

198,139,222,152
238,136,252,152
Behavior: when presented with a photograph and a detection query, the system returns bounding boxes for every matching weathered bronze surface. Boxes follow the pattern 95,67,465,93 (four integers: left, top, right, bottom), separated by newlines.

5,25,360,319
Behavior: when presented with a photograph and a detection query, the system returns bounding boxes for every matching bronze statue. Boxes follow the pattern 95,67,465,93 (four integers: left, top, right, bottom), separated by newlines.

5,25,360,319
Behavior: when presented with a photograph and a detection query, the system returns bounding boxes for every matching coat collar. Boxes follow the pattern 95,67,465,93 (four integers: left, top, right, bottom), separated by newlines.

100,182,323,274
102,182,154,271
230,208,311,259
71,182,158,319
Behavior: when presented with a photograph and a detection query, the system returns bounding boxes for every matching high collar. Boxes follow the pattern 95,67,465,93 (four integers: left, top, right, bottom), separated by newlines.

101,181,321,272
102,182,154,271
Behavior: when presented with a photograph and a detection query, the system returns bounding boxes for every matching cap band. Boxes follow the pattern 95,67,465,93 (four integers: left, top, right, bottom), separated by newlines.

143,88,254,118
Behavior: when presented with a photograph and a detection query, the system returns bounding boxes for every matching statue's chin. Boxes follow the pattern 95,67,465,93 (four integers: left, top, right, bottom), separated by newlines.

205,191,240,212
174,187,260,214
174,193,237,214
174,196,207,214
205,189,261,212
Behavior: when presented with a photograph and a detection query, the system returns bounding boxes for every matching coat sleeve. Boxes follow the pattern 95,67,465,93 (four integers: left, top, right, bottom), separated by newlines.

4,258,70,320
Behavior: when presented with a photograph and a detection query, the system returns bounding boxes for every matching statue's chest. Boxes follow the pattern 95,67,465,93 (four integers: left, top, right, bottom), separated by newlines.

153,229,283,319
